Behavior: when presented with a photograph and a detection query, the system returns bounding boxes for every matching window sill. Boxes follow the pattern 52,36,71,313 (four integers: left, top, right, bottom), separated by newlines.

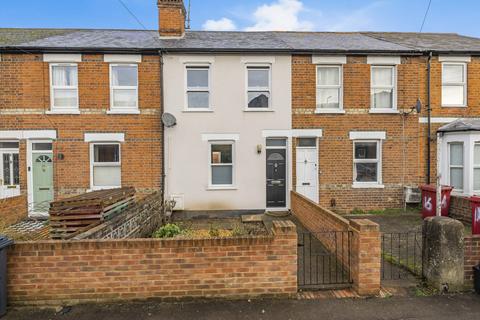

441,105,468,108
369,109,399,114
206,186,237,191
46,109,81,115
243,109,274,112
88,186,122,192
315,109,346,114
183,108,214,113
352,183,385,189
107,109,140,115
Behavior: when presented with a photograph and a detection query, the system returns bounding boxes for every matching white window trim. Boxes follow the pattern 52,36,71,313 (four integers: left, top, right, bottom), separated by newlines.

448,142,465,192
84,133,125,143
43,54,82,63
184,64,212,112
315,65,344,113
89,142,122,191
245,64,272,111
312,55,347,65
474,143,480,194
208,141,236,190
352,140,384,188
441,62,467,108
370,65,397,113
439,56,471,63
109,64,139,114
104,54,141,63
49,63,80,114
349,131,386,140
367,56,401,65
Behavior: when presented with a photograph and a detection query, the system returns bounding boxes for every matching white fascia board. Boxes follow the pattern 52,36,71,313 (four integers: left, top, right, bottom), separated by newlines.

367,56,401,65
241,56,276,64
0,130,57,140
201,134,240,141
84,133,125,142
104,54,142,63
349,131,386,140
292,129,323,138
312,55,347,65
179,56,215,64
43,54,82,62
438,56,471,63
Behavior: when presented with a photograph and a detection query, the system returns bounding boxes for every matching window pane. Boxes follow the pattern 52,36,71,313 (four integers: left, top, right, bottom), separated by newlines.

450,168,463,190
53,88,77,107
372,89,393,109
248,68,269,88
317,88,340,109
355,163,378,183
317,67,340,86
450,143,463,166
187,92,209,108
212,165,233,185
266,139,287,147
474,169,480,191
372,67,393,86
52,65,77,86
475,144,480,166
442,85,464,105
2,154,10,185
443,64,464,83
32,143,52,151
93,166,121,187
0,142,19,149
297,138,316,147
355,142,377,160
248,92,269,108
12,153,19,185
211,145,232,164
113,89,137,107
112,66,137,86
187,68,209,88
94,145,120,163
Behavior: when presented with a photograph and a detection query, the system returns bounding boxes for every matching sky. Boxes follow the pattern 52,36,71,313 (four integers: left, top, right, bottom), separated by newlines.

1,0,479,37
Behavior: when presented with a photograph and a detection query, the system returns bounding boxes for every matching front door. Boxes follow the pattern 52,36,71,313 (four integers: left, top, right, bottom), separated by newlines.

296,138,318,203
266,148,287,208
0,142,20,199
32,153,54,212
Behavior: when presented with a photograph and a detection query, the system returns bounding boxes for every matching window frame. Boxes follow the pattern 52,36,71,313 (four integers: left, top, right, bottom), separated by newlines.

245,64,272,111
448,142,464,192
89,142,122,191
370,65,397,111
474,143,480,194
49,63,79,113
109,63,139,113
441,62,467,107
208,141,235,189
315,65,343,112
352,140,383,187
185,64,211,111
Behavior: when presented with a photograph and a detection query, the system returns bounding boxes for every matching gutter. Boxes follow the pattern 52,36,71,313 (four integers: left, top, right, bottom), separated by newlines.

159,49,166,206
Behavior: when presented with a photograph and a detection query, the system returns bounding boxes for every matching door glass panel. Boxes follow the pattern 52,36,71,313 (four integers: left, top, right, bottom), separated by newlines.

2,154,10,185
0,142,19,149
12,153,19,185
267,152,285,161
297,138,316,147
33,143,53,151
266,139,287,147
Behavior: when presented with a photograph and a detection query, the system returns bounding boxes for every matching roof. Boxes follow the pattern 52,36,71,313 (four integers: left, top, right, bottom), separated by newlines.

438,119,480,133
1,28,480,54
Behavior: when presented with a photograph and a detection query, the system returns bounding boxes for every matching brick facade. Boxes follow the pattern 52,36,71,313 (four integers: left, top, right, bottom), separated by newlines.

0,53,163,214
0,196,27,227
464,235,480,288
450,195,472,225
158,0,185,37
292,55,423,212
7,220,297,306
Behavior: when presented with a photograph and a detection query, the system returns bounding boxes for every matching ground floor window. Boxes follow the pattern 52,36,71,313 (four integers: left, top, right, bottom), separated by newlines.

474,143,480,193
90,143,121,190
0,141,20,199
353,140,382,185
209,142,234,187
448,142,464,191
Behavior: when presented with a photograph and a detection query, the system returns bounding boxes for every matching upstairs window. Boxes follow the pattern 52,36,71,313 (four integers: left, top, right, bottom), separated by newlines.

353,141,382,185
247,66,271,109
110,64,138,112
50,64,78,112
371,66,396,110
449,142,464,191
442,63,467,107
186,66,210,110
316,66,342,110
90,143,121,190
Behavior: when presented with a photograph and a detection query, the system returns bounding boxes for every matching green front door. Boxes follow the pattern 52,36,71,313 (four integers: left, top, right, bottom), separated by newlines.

32,153,54,212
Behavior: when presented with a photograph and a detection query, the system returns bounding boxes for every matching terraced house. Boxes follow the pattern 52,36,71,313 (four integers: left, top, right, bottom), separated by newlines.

1,0,480,222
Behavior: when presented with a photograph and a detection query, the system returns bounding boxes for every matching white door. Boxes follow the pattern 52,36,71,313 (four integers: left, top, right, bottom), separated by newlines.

296,138,318,203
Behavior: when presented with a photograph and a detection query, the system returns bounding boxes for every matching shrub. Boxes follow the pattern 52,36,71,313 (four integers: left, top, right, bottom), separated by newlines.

153,223,182,238
208,224,220,237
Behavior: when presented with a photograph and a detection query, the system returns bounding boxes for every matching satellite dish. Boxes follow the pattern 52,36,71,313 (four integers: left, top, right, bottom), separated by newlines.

162,113,177,128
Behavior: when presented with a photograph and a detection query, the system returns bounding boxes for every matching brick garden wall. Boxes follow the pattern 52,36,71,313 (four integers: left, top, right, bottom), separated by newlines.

0,195,28,227
464,235,480,288
7,220,297,306
450,195,471,225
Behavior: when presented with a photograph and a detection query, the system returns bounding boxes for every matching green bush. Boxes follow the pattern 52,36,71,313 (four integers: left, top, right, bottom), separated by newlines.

208,224,220,237
153,223,183,238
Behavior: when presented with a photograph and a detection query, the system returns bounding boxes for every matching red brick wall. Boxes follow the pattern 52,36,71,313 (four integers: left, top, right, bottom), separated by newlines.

292,55,423,212
7,220,297,306
0,195,27,227
464,235,480,288
450,195,471,225
0,54,162,205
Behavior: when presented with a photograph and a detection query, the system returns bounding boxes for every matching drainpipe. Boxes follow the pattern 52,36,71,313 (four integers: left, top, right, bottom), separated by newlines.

426,51,433,185
159,50,166,203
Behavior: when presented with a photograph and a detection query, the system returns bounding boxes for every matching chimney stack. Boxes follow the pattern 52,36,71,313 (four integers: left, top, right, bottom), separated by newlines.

158,0,186,38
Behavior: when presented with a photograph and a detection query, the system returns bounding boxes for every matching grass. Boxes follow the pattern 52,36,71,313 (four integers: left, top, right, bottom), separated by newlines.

350,206,421,216
152,222,251,239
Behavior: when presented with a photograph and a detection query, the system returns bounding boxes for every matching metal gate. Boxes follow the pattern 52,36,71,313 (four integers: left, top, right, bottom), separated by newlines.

381,232,423,280
298,231,353,289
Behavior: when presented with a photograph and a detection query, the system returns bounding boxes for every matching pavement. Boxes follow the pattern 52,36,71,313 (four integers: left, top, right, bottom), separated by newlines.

4,294,480,320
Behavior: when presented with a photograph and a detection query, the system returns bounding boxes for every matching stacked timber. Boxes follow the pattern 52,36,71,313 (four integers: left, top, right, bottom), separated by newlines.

49,187,136,240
